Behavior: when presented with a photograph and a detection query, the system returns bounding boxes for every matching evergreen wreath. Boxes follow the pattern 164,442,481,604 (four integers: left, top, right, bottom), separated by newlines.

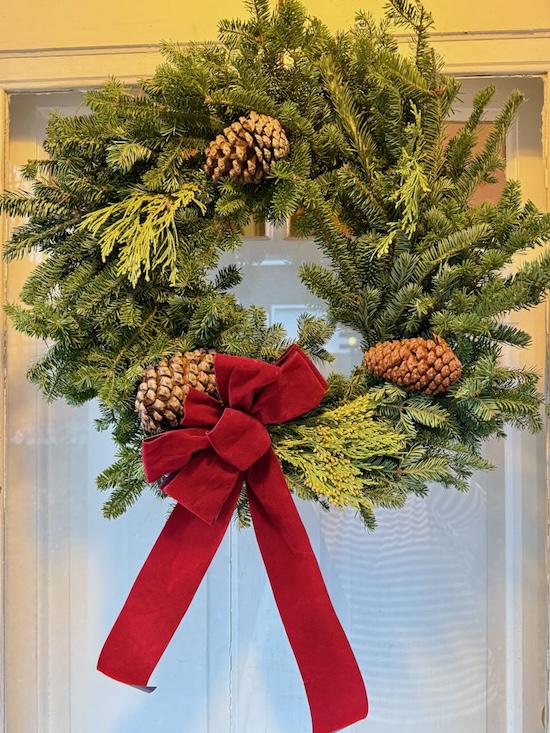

3,0,550,529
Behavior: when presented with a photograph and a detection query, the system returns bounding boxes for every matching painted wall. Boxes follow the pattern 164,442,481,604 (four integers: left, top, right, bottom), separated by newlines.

0,0,549,52
314,0,550,34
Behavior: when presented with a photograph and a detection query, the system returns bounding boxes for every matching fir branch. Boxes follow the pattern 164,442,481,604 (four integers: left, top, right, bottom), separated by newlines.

319,56,378,177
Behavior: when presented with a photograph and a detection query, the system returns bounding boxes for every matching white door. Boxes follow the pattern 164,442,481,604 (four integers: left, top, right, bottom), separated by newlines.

2,77,548,733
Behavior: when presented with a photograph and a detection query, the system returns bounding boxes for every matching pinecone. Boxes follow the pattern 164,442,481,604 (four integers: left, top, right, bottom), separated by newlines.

363,335,462,395
204,111,289,185
135,349,218,433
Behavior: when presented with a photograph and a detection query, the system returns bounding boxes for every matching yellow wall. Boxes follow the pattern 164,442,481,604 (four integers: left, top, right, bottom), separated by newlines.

1,0,549,51
312,0,550,34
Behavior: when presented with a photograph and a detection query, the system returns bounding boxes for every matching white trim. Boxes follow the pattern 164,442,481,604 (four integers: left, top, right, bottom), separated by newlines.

397,28,550,75
431,29,550,41
0,86,8,733
0,34,550,91
437,40,550,75
0,45,162,91
544,75,550,212
505,425,524,733
0,42,160,56
544,72,550,733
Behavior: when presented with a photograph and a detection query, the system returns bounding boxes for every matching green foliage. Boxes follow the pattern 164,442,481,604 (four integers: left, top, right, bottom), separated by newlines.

271,392,407,529
79,184,206,285
2,0,550,524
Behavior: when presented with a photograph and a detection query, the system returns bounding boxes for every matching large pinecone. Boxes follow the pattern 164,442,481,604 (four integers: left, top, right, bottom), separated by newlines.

364,335,462,395
204,111,289,185
135,349,217,433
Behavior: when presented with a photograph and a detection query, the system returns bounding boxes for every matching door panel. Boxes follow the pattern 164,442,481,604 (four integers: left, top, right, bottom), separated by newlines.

3,77,548,732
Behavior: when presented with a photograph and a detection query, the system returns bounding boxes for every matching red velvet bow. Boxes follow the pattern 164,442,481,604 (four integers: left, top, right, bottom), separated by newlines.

98,345,368,733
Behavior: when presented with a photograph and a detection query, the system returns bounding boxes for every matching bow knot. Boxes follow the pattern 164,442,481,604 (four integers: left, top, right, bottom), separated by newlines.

207,408,271,471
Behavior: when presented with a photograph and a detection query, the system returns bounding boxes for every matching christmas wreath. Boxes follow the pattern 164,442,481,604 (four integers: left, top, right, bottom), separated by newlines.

3,0,550,728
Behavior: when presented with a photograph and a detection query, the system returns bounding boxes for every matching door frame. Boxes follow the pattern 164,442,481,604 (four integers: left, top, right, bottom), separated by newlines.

1,32,550,733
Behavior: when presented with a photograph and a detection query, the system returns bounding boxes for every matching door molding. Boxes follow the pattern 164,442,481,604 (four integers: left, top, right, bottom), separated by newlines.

0,45,162,92
0,85,7,733
1,32,550,91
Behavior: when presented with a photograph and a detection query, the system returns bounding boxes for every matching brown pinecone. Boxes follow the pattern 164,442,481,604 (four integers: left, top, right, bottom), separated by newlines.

204,111,289,185
135,349,218,433
363,335,462,395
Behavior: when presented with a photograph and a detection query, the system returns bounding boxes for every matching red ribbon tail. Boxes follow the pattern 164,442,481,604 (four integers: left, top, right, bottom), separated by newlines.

97,484,240,687
247,451,368,733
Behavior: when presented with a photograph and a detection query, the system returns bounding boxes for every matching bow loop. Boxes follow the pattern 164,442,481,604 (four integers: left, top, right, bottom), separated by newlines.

213,344,328,425
214,355,282,413
143,428,210,483
250,345,328,424
180,387,223,429
161,451,240,525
